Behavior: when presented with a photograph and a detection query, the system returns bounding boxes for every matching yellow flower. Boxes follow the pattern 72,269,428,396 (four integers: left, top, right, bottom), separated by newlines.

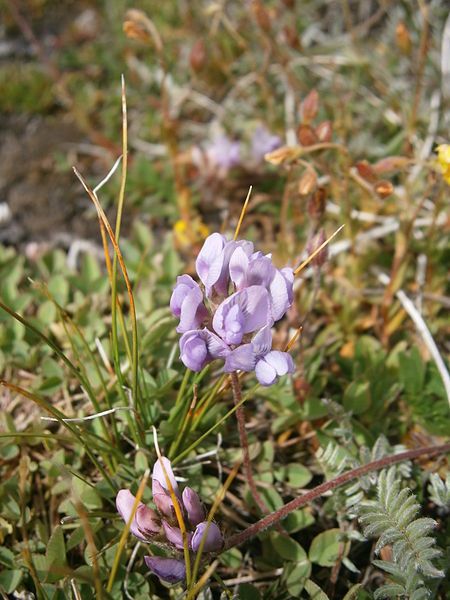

436,144,450,184
173,218,209,248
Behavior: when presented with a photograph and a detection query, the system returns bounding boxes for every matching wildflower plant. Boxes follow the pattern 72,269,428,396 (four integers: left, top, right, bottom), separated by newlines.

116,456,223,584
171,232,295,386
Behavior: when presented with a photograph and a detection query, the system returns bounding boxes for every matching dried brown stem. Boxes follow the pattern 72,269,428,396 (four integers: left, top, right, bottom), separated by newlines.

225,442,450,549
230,372,270,515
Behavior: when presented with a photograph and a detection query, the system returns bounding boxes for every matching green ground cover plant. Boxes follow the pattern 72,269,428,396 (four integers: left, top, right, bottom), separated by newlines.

1,1,449,598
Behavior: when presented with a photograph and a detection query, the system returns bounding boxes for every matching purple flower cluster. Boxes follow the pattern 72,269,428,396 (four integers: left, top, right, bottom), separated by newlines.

171,233,295,386
116,457,223,584
191,126,282,177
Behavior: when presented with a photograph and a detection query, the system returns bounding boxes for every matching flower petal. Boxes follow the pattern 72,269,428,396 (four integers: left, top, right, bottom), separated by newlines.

196,233,225,288
182,487,206,527
152,456,178,494
224,344,256,372
191,521,223,553
162,521,185,550
264,350,294,376
136,504,160,536
239,286,272,333
179,330,209,371
229,246,250,289
115,489,147,541
144,556,186,584
251,325,272,356
152,480,175,519
255,358,277,386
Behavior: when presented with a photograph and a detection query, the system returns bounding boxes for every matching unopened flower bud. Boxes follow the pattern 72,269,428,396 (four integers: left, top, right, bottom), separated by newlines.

306,230,328,268
162,521,188,550
135,504,161,537
191,521,223,553
395,21,411,54
123,10,163,52
190,39,206,72
251,0,271,31
300,89,319,123
315,120,332,143
297,124,318,147
372,156,409,175
265,145,299,165
144,556,186,584
182,487,206,526
307,187,326,220
355,160,376,183
152,479,176,519
298,169,317,196
283,25,301,50
374,180,394,198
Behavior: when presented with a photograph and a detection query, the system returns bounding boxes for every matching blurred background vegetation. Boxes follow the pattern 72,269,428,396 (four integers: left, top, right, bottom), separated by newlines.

0,0,449,598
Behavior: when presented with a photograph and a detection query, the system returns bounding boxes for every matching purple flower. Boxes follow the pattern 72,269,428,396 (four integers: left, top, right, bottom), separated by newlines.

162,521,190,550
251,126,282,163
116,489,160,541
153,456,179,494
196,233,253,298
213,286,272,346
144,556,186,584
191,521,223,553
182,487,206,527
230,249,294,321
206,135,241,171
152,456,180,518
255,351,294,386
224,326,294,386
170,275,208,333
179,328,230,371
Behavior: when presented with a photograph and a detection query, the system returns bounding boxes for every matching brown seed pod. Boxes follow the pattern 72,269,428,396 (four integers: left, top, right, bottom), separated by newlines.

355,160,377,183
190,39,207,72
315,120,332,143
298,169,317,196
297,124,318,146
307,187,327,220
395,21,411,54
374,180,394,198
372,156,409,175
300,89,319,123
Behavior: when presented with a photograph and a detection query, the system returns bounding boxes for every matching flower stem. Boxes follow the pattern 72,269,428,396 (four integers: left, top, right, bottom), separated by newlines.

224,442,450,549
230,372,270,515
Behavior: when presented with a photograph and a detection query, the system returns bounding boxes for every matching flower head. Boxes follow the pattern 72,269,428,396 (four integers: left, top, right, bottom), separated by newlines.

251,125,282,163
116,456,224,585
172,232,295,386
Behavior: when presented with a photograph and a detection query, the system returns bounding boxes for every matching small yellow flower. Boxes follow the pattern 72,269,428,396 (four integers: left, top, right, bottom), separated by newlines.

173,218,209,248
436,144,450,184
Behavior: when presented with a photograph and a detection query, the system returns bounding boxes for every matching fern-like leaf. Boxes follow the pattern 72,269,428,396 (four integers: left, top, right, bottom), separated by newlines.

359,467,444,597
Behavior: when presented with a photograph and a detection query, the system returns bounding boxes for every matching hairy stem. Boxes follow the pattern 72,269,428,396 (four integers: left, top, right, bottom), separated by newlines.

225,442,450,549
230,372,270,515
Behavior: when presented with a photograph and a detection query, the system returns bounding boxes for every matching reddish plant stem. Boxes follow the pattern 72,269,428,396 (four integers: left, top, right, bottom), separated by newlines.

225,442,450,550
230,372,270,515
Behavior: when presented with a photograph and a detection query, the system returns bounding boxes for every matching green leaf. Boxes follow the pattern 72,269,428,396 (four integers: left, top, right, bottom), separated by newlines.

285,559,311,596
304,579,330,599
343,381,371,414
342,584,363,599
398,347,425,396
270,532,308,562
46,525,67,582
275,464,312,487
283,508,315,533
0,569,22,593
309,529,345,567
238,583,261,600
